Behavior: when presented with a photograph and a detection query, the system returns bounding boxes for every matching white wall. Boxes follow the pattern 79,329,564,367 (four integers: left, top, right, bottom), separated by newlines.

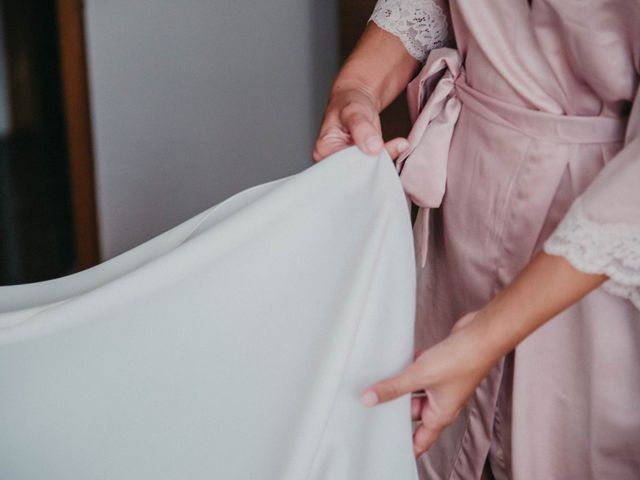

84,0,339,259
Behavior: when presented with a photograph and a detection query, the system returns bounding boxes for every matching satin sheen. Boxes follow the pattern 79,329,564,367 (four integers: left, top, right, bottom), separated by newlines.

397,2,640,479
0,147,419,480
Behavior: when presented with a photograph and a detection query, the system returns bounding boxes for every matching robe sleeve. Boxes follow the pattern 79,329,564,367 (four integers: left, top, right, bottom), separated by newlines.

367,0,453,63
544,85,640,310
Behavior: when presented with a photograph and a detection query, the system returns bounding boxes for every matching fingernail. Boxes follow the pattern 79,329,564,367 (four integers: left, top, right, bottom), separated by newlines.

361,390,379,407
398,140,410,151
365,137,382,152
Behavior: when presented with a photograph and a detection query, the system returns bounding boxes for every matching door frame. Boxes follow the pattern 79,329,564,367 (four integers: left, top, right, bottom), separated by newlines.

56,0,100,269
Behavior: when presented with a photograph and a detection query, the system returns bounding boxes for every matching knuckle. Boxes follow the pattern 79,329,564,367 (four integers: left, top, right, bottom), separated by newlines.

442,415,457,428
415,436,430,452
382,386,399,401
380,381,403,402
428,417,447,432
405,363,426,383
341,101,367,118
441,409,461,428
312,145,323,157
342,111,375,134
423,411,454,432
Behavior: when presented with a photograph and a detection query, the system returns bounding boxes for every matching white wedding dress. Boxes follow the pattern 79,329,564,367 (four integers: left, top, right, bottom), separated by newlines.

0,146,419,480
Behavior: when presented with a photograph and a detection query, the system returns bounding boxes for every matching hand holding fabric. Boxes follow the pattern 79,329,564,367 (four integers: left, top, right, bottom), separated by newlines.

312,85,408,162
361,311,496,457
361,252,609,457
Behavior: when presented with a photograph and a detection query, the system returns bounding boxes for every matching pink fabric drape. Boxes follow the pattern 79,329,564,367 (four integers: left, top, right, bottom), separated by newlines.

391,2,640,478
397,47,628,269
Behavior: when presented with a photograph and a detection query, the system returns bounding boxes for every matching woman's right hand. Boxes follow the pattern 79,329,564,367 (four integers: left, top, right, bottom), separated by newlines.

312,84,409,163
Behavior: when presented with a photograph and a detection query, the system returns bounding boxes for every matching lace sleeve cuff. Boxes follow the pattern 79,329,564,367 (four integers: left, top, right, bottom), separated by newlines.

367,0,450,63
543,197,640,309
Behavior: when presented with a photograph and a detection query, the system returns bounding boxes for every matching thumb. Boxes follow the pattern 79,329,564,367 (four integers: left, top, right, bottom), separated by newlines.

384,137,410,160
361,364,423,407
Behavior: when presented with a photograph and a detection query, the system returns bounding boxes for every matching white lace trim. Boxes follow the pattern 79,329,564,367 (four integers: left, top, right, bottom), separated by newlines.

368,0,450,62
544,197,640,310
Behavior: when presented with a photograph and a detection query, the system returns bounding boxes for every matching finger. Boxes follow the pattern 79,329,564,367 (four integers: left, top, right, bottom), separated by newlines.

384,137,410,160
411,396,425,421
340,105,383,155
312,126,352,162
373,112,383,132
361,363,424,406
413,423,441,457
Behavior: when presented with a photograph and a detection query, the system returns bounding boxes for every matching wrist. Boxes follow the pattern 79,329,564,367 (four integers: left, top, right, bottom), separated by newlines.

328,78,382,112
472,295,523,360
473,252,608,358
330,23,419,112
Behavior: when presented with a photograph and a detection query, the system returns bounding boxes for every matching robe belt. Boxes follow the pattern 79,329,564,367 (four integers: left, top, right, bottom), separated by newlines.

394,47,629,267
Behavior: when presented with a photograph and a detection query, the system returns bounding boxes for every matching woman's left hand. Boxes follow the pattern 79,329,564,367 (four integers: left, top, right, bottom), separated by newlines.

360,252,609,457
360,311,501,457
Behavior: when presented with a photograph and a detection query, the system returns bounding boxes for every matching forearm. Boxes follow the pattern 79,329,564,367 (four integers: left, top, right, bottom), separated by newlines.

476,252,607,362
329,22,420,112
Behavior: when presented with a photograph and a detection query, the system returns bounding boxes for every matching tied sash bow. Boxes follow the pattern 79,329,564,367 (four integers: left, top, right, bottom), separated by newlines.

393,46,627,269
395,48,464,268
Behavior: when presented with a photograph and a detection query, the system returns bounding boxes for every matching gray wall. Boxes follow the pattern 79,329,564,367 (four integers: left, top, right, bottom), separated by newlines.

84,0,339,259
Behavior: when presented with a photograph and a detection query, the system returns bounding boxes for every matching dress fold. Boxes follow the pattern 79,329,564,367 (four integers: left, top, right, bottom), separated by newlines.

0,147,420,480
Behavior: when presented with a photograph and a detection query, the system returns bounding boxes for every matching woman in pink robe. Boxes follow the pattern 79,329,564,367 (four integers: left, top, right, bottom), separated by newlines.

314,1,639,479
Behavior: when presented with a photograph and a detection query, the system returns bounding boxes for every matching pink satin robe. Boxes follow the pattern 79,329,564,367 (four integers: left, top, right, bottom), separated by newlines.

389,1,640,479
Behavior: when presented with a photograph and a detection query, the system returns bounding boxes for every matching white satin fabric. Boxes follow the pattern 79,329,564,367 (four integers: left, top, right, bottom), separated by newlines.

0,147,419,480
